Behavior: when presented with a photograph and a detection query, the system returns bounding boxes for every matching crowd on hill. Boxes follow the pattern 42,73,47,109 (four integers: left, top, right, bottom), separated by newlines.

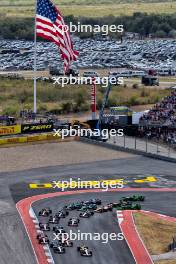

139,90,176,146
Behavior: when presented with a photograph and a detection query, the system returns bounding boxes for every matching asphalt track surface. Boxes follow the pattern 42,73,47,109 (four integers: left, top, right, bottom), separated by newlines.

0,153,176,264
33,191,176,264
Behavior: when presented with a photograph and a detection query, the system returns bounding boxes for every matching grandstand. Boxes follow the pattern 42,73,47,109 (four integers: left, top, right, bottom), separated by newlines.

139,90,176,147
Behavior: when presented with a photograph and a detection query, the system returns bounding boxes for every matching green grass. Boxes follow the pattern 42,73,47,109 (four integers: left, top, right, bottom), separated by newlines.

0,2,176,17
0,78,170,116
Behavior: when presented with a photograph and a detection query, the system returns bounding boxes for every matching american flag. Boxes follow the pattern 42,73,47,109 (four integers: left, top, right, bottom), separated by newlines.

36,0,79,73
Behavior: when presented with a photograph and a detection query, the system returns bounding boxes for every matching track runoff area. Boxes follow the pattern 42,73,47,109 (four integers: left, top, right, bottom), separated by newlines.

14,174,176,264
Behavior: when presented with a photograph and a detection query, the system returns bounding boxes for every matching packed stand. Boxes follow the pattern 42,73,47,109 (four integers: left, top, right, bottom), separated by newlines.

139,90,176,147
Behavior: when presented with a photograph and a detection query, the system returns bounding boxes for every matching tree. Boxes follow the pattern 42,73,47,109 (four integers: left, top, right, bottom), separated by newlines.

168,30,176,38
155,30,166,38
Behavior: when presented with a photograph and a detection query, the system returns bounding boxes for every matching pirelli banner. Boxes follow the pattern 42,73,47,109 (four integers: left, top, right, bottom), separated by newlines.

0,125,21,136
21,123,54,134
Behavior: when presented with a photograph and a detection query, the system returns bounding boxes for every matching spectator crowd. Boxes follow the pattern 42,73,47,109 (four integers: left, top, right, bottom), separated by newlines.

139,90,176,147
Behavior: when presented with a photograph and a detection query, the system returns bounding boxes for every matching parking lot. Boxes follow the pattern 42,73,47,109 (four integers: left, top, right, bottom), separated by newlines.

0,38,176,75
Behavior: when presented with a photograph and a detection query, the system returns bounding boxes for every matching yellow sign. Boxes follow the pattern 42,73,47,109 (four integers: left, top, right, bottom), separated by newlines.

0,125,21,136
134,176,157,183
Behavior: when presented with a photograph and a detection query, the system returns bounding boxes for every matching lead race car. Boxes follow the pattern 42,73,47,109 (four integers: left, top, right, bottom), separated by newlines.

77,245,92,257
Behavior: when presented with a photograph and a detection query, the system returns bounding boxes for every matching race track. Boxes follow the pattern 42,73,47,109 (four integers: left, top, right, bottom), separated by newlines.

0,150,176,264
32,190,176,264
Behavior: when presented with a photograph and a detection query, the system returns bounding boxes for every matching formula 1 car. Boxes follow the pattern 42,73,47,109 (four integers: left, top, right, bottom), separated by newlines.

79,211,94,218
39,223,50,231
53,226,66,234
64,202,83,210
38,234,49,245
56,210,69,218
60,239,73,247
37,232,48,240
121,195,145,202
78,204,97,211
53,245,65,254
49,215,60,224
83,199,101,205
94,205,112,213
38,208,52,217
77,245,92,257
50,241,61,249
63,204,76,211
73,202,84,209
68,218,80,227
116,203,141,210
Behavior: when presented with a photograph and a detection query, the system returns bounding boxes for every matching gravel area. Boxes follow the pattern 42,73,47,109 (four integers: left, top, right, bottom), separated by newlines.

0,141,134,172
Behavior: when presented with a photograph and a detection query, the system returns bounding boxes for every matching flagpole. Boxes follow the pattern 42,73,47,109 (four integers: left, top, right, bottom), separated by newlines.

33,0,37,113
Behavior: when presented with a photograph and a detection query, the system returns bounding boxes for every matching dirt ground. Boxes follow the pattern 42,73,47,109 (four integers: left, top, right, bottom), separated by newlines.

0,141,133,172
133,213,176,263
155,261,176,264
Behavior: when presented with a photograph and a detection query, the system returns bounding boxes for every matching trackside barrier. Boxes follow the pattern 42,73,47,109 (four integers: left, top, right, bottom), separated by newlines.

80,137,176,163
0,124,21,136
0,134,79,146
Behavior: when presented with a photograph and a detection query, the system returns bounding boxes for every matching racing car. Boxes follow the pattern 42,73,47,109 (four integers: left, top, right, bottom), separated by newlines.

49,215,60,224
38,208,52,217
116,203,141,210
121,195,145,202
37,232,48,240
77,245,92,257
83,199,101,205
55,210,69,218
68,218,80,227
63,204,76,211
94,205,112,213
64,202,83,210
53,245,66,254
53,226,66,234
50,241,61,249
79,211,94,218
39,223,50,231
60,239,73,247
78,204,97,211
37,234,49,244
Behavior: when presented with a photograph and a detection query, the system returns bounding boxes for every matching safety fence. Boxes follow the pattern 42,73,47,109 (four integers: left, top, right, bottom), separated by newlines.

108,135,176,160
